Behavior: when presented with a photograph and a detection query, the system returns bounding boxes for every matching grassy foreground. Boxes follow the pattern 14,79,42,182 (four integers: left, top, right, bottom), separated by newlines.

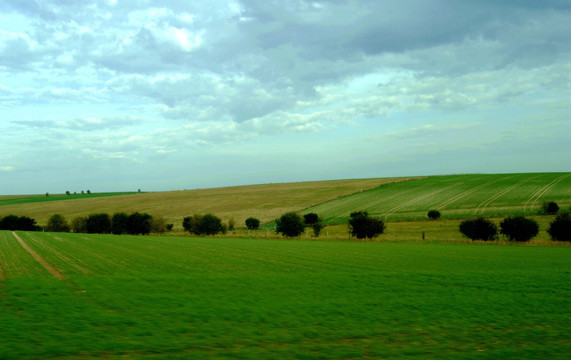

1,231,569,359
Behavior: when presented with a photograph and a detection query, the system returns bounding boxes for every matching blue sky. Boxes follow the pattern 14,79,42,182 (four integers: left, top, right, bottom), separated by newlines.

1,0,569,195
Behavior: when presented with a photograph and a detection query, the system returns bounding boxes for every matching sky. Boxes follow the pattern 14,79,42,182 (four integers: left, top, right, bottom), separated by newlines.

1,0,570,195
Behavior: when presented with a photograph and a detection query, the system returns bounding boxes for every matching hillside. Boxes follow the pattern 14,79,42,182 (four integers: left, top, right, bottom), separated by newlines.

303,173,571,223
0,177,414,227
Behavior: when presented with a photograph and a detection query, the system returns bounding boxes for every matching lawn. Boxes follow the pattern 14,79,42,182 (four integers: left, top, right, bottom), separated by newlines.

1,231,569,359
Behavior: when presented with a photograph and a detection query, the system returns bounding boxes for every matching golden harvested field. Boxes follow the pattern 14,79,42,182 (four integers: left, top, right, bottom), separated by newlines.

0,177,416,229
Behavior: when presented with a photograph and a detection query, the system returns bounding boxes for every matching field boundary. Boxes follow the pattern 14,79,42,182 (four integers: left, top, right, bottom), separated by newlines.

11,231,65,280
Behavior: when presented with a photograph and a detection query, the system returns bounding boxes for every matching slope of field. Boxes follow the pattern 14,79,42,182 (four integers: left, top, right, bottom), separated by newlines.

0,178,413,227
0,192,139,207
303,173,571,223
0,231,569,359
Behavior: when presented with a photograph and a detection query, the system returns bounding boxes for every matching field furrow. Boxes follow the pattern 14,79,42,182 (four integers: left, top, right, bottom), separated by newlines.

524,173,570,212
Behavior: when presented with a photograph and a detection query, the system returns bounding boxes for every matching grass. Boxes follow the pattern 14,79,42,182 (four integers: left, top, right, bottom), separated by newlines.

0,192,140,207
302,173,571,223
1,231,569,359
0,178,413,229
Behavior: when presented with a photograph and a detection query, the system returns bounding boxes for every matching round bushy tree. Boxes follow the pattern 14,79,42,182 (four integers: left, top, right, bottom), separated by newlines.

303,213,319,225
542,201,559,215
547,213,571,241
348,211,385,239
245,217,260,230
276,212,305,237
183,214,225,235
46,214,70,232
459,217,497,241
86,213,111,234
500,216,539,242
427,210,441,220
126,212,153,235
111,212,129,235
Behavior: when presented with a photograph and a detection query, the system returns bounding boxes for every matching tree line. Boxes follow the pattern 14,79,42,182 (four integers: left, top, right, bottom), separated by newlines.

1,200,569,241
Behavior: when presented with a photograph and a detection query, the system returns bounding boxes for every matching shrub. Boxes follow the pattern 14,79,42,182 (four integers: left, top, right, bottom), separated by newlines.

0,215,38,231
183,214,225,235
86,213,112,234
46,214,70,232
348,211,385,239
149,216,168,234
500,216,539,242
427,210,441,220
126,212,153,235
312,222,325,237
547,213,571,241
276,212,305,237
459,218,497,241
228,218,235,231
71,216,87,233
303,213,319,225
111,212,129,235
245,217,260,230
542,201,559,215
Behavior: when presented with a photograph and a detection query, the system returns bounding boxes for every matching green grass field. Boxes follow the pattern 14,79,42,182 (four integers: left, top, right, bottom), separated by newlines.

1,231,569,359
0,192,140,207
303,173,571,223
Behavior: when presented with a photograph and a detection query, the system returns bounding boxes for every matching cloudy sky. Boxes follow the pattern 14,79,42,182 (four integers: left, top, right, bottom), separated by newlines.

1,0,569,195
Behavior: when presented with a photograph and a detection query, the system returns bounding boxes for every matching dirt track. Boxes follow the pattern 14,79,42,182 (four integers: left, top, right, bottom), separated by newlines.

11,231,65,280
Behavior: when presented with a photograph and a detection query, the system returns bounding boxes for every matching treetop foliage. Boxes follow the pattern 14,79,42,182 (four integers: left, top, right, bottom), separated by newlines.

459,217,497,241
348,211,385,239
500,216,539,242
275,212,305,237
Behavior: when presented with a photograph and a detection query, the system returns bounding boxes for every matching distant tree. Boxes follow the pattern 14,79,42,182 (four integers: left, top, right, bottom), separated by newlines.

427,210,441,220
459,218,497,241
348,211,385,239
166,224,174,232
81,190,85,195
87,190,91,194
500,216,539,242
86,213,111,234
45,192,49,197
0,215,20,230
46,214,70,233
547,213,571,241
312,222,325,237
183,214,225,235
303,213,319,225
65,191,71,196
245,217,260,230
126,212,153,235
149,216,168,234
276,212,305,237
542,201,559,215
71,216,87,233
111,212,129,235
228,218,235,231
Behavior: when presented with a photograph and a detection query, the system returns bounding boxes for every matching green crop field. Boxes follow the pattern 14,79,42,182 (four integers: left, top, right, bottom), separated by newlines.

1,231,569,359
303,173,571,223
0,192,140,207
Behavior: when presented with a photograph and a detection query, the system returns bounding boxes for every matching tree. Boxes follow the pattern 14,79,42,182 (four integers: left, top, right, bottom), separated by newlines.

71,216,87,233
459,218,497,241
427,210,441,220
303,213,319,225
228,218,235,231
87,190,91,194
111,212,129,235
245,217,260,230
149,216,168,234
348,211,385,239
86,213,111,234
183,214,225,235
126,212,153,235
500,216,539,242
542,201,559,215
66,191,71,196
0,215,20,230
547,213,571,241
312,222,325,237
276,212,305,237
46,214,70,232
